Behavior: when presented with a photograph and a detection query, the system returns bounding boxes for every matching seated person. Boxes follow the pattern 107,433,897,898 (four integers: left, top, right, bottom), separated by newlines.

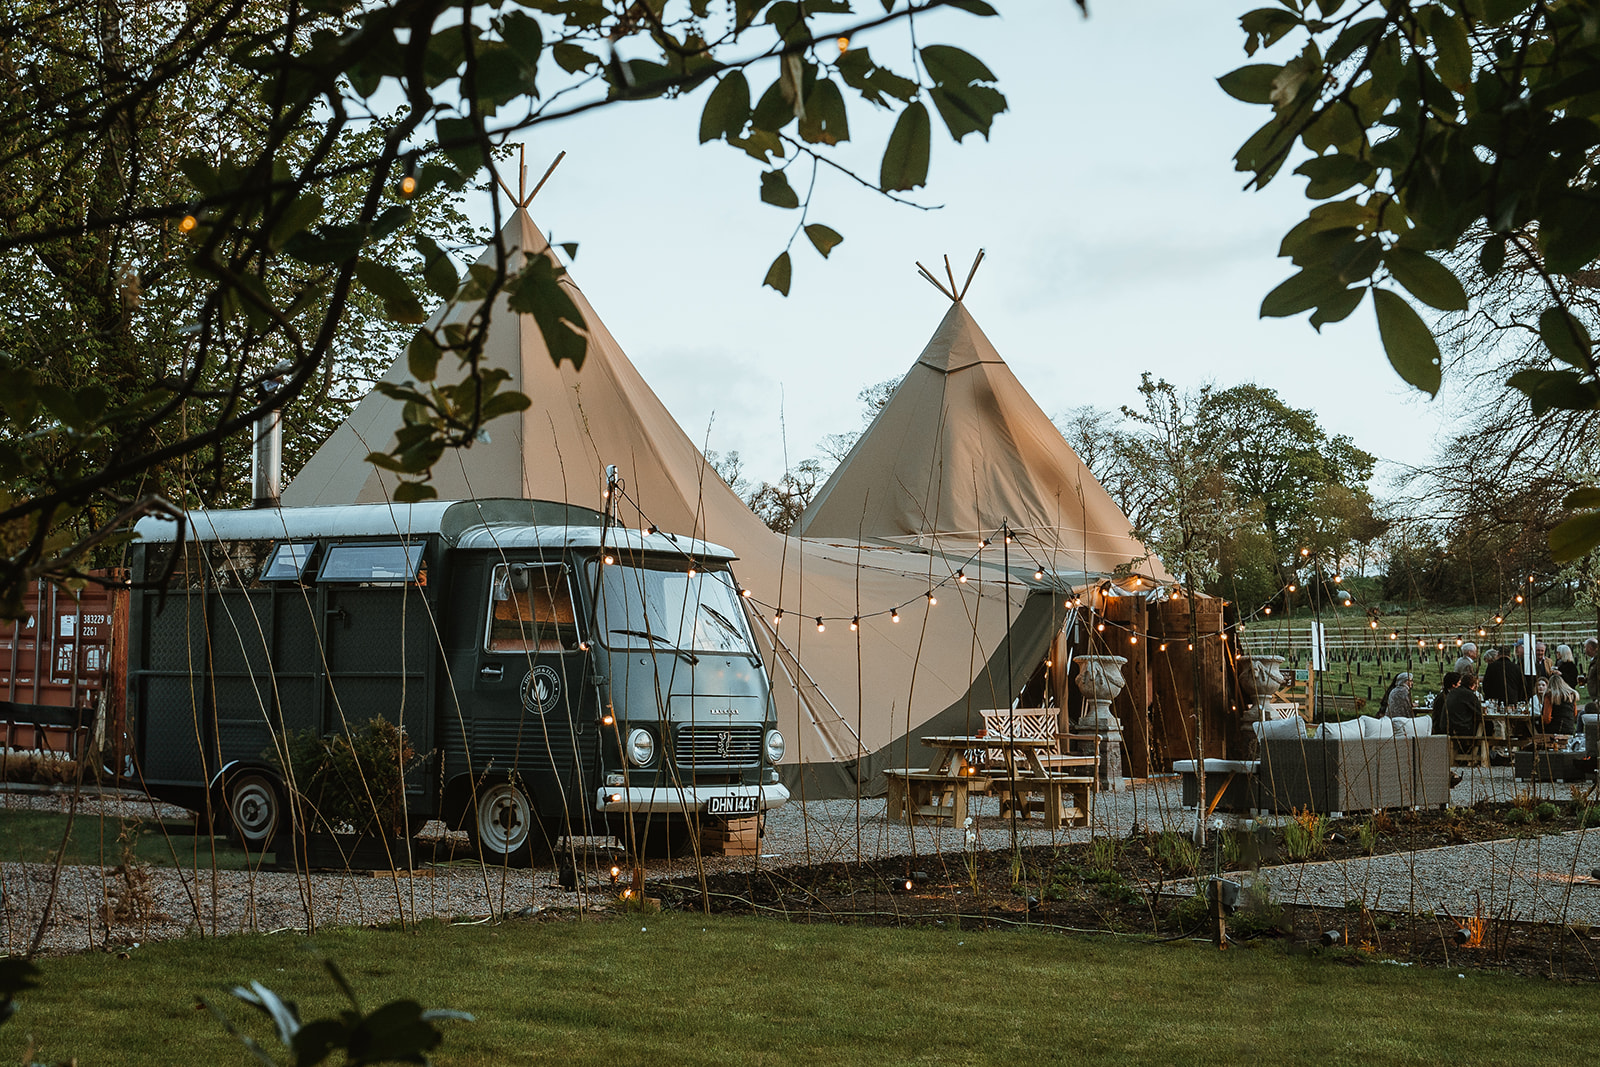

1432,671,1461,719
1381,672,1414,718
1445,674,1484,752
1545,674,1580,736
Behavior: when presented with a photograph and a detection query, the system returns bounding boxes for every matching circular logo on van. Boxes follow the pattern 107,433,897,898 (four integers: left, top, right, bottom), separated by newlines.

521,665,561,714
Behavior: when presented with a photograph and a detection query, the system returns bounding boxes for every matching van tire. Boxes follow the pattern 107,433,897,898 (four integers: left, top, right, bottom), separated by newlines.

225,772,283,850
470,781,548,867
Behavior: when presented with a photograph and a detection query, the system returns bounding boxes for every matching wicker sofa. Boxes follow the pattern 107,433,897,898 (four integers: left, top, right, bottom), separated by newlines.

1175,715,1452,815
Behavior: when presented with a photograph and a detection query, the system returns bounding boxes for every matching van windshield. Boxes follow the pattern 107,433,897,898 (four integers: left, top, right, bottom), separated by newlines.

594,561,755,656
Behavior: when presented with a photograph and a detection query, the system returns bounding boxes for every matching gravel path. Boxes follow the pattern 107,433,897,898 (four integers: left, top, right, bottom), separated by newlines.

3,767,1596,954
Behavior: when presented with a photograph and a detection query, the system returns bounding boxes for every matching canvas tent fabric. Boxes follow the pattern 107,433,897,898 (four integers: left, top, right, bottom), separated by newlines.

282,210,1140,796
798,300,1170,583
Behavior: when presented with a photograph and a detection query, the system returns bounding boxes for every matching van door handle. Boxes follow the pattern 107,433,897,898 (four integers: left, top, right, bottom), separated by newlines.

480,664,503,681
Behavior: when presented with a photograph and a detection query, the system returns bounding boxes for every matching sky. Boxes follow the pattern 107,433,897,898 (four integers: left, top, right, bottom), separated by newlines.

460,0,1453,493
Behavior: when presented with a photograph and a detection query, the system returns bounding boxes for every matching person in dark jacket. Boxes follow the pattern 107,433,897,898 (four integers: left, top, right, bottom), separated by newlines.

1482,646,1522,705
1585,638,1599,702
1445,674,1485,749
1431,672,1461,720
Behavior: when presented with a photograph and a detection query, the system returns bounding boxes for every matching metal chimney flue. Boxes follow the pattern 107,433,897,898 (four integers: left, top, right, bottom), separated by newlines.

251,364,290,508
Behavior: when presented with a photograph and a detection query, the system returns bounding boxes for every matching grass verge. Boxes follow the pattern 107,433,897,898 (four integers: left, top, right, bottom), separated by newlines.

0,810,260,871
3,916,1598,1066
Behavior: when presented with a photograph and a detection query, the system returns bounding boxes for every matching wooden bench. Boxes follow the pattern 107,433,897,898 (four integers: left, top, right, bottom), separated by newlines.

979,710,1096,772
883,768,991,826
1450,731,1491,769
988,773,1093,828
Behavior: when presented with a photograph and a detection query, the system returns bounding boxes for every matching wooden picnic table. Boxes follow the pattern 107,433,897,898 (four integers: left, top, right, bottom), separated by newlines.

924,735,1093,829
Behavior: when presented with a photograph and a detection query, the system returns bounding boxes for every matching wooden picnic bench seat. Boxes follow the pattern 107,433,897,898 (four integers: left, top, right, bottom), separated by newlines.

988,773,1093,828
883,768,991,826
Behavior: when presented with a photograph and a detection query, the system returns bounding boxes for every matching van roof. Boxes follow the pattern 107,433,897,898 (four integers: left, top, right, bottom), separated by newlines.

132,499,737,560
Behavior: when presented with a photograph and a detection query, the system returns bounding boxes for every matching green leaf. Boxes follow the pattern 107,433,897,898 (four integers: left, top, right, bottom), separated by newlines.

500,10,543,62
1309,285,1365,329
269,193,324,252
354,260,426,323
699,71,751,143
943,0,997,13
557,242,578,260
1372,288,1441,396
759,169,800,209
434,117,483,175
1217,64,1282,104
798,78,850,144
552,43,599,73
1550,512,1600,564
392,481,438,503
1480,234,1506,276
507,256,588,368
478,390,532,420
408,332,443,383
1258,267,1342,318
804,223,844,258
920,45,1006,141
1565,488,1600,510
763,251,792,296
880,102,931,190
1539,306,1593,368
1507,368,1600,415
415,236,459,300
1427,8,1472,90
1383,248,1467,311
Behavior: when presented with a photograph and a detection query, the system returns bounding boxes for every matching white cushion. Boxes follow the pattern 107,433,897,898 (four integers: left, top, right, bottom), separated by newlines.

1392,714,1432,737
1319,718,1365,741
1173,758,1258,774
1359,715,1395,739
1252,716,1306,741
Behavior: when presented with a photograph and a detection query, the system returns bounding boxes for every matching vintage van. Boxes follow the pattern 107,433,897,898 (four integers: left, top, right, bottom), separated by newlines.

126,498,787,864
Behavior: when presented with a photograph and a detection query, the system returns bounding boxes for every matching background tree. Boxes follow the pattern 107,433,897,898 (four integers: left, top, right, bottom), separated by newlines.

0,0,1019,615
746,458,824,533
1220,0,1600,564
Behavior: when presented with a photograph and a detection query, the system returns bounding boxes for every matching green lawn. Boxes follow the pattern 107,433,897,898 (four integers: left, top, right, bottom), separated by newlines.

0,810,262,871
3,917,1597,1066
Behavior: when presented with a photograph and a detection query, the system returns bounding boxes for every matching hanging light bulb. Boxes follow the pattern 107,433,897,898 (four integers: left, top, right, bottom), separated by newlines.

741,588,752,598
1287,583,1297,593
816,617,826,633
1370,621,1378,629
1034,569,1044,580
603,553,614,565
774,608,784,625
1515,594,1524,603
981,538,991,547
1159,643,1168,652
850,616,859,631
1096,622,1105,632
1455,638,1463,646
927,591,937,605
1129,635,1138,645
1494,615,1503,624
1478,628,1486,636
1390,632,1398,640
956,570,967,583
1334,574,1343,584
687,566,697,578
1264,606,1273,615
1187,642,1193,651
1300,547,1310,557
891,607,901,623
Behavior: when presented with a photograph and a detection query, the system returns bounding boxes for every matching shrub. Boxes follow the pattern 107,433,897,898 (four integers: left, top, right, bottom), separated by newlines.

1504,807,1532,826
1356,820,1377,855
1087,836,1123,873
1282,808,1327,862
272,718,417,837
1535,802,1559,822
1150,831,1200,876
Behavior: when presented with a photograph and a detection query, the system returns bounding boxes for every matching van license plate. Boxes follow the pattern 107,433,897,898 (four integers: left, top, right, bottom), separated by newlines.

706,795,759,816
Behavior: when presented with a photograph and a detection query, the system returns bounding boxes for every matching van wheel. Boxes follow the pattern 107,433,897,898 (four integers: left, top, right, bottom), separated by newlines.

226,772,283,850
470,782,548,867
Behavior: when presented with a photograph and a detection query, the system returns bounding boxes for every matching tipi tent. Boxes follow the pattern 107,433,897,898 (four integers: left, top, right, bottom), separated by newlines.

284,211,1152,795
799,297,1166,583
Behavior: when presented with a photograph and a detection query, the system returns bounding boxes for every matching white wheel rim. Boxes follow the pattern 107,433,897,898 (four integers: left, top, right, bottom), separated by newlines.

231,780,278,842
477,783,531,855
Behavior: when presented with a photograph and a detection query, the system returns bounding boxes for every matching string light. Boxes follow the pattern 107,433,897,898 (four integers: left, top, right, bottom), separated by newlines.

1390,632,1398,640
1264,606,1272,615
1494,615,1503,624
837,35,850,51
1034,569,1044,580
1159,643,1167,652
1096,622,1105,632
956,570,967,583
816,617,826,633
603,553,614,565
850,616,858,631
399,175,417,197
741,588,752,598
687,566,696,577
1129,635,1138,645
601,712,614,725
179,214,198,232
927,591,937,605
891,608,900,623
1287,584,1297,592
773,608,784,625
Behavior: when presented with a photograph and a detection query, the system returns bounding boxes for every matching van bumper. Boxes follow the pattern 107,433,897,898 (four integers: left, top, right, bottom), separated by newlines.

595,782,790,814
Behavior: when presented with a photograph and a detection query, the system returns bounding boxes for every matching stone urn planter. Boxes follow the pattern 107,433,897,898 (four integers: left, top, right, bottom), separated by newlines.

1245,654,1286,721
1074,654,1129,792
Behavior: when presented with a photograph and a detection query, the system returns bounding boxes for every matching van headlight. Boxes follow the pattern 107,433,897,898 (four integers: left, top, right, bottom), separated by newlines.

764,729,785,763
627,728,656,766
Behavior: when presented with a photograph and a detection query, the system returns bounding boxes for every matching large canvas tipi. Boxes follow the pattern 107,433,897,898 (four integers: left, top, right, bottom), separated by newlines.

799,294,1165,583
284,211,1149,795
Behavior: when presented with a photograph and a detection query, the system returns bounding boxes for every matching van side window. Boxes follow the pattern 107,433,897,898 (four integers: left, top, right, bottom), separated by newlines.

487,564,581,652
